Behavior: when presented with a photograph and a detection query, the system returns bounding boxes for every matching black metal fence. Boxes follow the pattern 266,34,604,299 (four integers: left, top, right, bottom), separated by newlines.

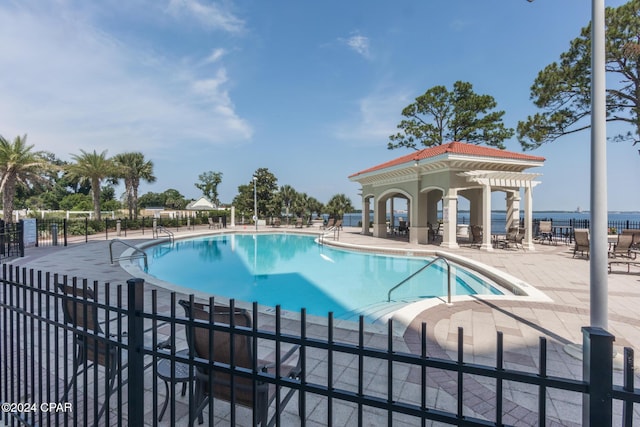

0,221,23,261
30,215,231,247
1,268,639,426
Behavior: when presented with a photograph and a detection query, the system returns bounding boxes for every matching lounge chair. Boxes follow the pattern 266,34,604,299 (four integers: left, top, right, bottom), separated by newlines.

322,218,335,230
272,218,281,227
573,228,590,259
498,227,524,250
179,300,302,427
208,217,221,229
333,219,343,230
621,229,640,249
58,283,126,423
537,221,553,245
294,217,303,228
610,233,636,259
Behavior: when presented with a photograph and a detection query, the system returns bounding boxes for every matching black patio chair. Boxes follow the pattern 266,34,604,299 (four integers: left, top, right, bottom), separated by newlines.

179,300,302,426
58,283,127,423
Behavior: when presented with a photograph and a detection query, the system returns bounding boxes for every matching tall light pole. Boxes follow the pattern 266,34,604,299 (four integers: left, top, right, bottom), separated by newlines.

253,176,258,232
526,0,607,329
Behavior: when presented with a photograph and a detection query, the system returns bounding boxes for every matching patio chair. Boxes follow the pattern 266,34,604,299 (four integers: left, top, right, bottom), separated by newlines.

294,217,303,228
397,220,408,235
180,301,302,427
498,227,524,250
58,283,126,423
470,225,483,248
272,218,281,227
573,228,590,259
428,222,442,244
537,221,553,245
610,233,637,259
621,229,640,249
322,218,335,230
326,219,342,231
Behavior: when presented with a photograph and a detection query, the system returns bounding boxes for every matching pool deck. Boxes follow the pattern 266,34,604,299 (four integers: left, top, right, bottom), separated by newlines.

9,224,640,424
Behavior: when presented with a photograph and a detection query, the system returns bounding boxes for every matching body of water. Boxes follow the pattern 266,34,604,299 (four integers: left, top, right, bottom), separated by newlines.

340,211,640,232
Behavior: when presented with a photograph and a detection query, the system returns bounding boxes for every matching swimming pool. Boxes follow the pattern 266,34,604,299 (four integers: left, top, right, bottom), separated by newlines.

141,233,502,320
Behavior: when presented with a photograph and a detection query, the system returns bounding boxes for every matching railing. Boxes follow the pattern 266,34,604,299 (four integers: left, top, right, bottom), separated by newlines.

318,225,340,245
1,270,639,426
109,239,148,270
153,225,175,243
388,255,452,303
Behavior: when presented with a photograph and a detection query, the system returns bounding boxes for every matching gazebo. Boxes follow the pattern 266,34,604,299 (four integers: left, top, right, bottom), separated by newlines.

349,142,545,251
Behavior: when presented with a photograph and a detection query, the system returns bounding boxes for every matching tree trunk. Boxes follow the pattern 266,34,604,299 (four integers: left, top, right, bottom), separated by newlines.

2,175,16,223
133,184,139,220
92,178,102,220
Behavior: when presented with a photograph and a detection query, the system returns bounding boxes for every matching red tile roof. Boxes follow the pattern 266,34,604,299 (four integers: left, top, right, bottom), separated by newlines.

349,142,545,178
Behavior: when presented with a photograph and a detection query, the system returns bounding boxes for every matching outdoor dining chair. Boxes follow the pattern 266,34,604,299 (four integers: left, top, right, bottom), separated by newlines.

57,283,127,423
179,300,302,427
537,221,553,244
573,228,590,259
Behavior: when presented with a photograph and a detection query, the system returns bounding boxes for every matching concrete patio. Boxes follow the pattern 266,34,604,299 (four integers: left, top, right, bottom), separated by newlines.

8,224,640,425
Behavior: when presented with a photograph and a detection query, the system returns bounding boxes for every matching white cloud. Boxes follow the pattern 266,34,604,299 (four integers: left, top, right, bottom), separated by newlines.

334,91,410,145
205,48,227,64
341,33,371,59
0,3,252,160
166,0,245,34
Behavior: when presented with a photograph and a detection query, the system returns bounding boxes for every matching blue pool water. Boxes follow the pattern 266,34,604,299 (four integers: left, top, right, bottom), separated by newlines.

143,233,502,320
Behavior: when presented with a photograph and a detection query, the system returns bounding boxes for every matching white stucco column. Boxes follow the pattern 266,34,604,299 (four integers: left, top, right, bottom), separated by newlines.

389,198,394,234
523,185,535,251
230,206,236,227
362,198,371,235
505,191,520,232
481,184,493,251
440,190,459,249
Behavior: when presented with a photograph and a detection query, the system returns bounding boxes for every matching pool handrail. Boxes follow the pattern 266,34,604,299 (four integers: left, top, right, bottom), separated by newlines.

109,239,148,270
387,256,452,304
153,225,174,243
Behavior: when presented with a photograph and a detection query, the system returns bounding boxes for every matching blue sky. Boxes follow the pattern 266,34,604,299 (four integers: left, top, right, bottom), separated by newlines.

1,0,637,212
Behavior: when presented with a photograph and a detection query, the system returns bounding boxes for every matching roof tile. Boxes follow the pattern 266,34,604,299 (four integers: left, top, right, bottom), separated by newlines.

349,141,545,177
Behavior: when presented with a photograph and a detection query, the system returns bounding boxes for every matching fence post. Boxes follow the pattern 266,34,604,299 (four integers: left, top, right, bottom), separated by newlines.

582,326,614,426
18,220,24,257
127,278,145,427
63,218,68,246
85,217,88,243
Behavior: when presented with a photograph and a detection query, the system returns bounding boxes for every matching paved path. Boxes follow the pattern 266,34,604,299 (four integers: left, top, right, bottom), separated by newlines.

8,224,640,425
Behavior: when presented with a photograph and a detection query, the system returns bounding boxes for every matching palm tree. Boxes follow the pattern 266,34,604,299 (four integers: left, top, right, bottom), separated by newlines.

292,192,308,220
113,152,156,220
67,149,115,220
279,185,297,225
0,135,50,222
326,193,354,220
306,197,323,220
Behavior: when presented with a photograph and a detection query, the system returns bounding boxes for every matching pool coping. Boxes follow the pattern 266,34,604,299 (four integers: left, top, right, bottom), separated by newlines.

119,229,552,336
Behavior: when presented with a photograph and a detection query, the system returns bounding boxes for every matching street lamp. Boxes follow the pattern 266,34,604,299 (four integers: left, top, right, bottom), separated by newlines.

253,176,258,232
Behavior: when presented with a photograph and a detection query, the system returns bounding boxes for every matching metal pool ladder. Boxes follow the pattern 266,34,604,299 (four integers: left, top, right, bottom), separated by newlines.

109,239,148,270
153,225,175,243
387,256,452,304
